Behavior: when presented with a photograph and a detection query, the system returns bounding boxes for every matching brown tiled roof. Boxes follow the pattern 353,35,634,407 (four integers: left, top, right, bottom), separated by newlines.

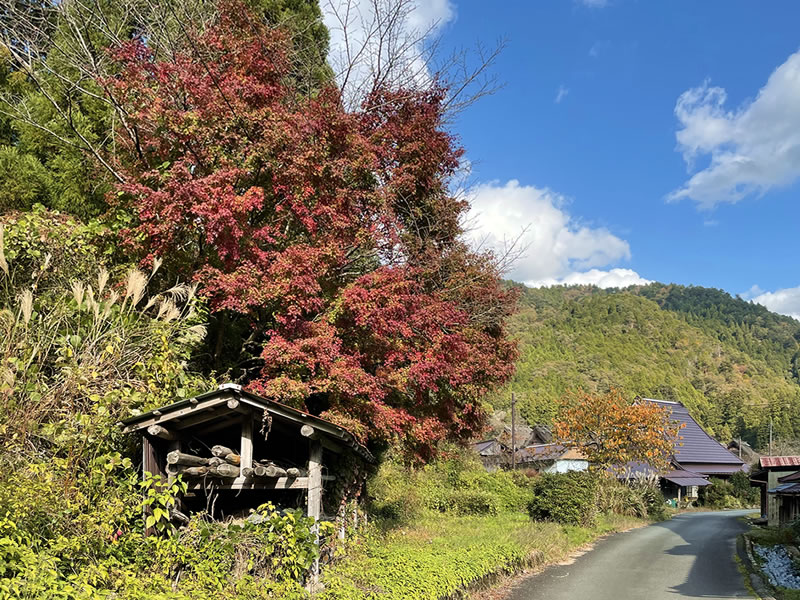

516,443,587,463
761,456,800,468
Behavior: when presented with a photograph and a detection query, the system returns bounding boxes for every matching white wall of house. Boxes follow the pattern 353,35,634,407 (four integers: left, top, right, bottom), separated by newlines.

544,459,589,474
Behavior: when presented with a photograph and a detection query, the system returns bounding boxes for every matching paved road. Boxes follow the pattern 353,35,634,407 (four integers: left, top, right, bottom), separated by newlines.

508,510,753,600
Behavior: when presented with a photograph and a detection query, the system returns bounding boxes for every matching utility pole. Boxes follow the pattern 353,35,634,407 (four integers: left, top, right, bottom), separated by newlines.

769,416,773,456
511,392,517,471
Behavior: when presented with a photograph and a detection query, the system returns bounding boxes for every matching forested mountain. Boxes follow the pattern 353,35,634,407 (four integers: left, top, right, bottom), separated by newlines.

491,283,800,451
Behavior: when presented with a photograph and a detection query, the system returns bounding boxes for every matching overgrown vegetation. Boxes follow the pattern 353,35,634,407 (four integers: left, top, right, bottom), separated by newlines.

699,473,759,509
0,211,334,598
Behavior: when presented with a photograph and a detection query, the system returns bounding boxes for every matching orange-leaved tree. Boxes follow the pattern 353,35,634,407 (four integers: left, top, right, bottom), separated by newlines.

553,389,684,472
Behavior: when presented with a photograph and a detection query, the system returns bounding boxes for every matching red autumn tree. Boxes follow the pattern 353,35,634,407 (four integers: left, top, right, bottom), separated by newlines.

553,389,684,472
106,2,517,459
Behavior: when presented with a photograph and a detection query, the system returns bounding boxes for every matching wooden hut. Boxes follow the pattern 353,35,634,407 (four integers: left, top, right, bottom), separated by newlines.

121,383,374,525
749,456,800,526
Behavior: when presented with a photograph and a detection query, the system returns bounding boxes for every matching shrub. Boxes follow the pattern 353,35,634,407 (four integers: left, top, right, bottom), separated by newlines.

368,460,425,524
729,471,759,506
528,472,598,526
369,452,534,521
700,478,742,508
597,476,648,518
635,481,669,521
443,489,500,516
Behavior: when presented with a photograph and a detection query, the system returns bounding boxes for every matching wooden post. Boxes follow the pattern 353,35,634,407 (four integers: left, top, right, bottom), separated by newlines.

307,439,323,587
678,486,682,507
241,415,253,471
142,436,165,536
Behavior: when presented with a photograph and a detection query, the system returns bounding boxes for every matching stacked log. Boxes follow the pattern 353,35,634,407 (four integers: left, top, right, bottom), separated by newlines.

208,463,239,478
211,445,241,466
166,451,207,467
165,450,240,479
163,449,301,482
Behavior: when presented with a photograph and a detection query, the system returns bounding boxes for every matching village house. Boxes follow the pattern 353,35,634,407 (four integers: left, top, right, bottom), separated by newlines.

615,399,746,503
749,456,800,526
472,438,508,471
617,461,710,504
514,444,589,473
121,383,375,529
472,424,555,471
641,398,747,478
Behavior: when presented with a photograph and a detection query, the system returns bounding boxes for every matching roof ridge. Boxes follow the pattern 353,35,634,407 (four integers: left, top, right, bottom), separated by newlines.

641,397,682,405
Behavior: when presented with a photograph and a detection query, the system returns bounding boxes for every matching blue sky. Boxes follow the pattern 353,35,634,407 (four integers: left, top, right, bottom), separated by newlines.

324,0,800,317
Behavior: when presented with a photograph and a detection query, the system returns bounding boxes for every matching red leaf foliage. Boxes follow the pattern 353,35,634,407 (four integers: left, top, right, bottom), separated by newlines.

106,2,517,459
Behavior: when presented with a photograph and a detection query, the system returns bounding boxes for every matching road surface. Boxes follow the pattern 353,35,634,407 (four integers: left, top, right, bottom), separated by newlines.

508,510,753,600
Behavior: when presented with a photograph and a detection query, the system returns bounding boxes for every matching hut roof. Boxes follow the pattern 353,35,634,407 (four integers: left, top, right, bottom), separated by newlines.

121,384,375,463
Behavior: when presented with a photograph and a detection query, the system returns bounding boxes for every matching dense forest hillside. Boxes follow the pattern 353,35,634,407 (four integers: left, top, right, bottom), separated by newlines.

492,283,800,450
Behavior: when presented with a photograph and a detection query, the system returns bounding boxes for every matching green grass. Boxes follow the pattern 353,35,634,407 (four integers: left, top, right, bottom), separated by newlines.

747,526,797,547
319,511,647,600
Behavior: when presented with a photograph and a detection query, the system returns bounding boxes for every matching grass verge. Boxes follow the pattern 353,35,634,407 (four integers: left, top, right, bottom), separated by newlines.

317,511,648,600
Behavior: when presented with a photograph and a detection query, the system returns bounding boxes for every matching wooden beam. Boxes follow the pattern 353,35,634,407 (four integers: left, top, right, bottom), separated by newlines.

184,475,334,491
122,396,229,432
241,416,253,471
147,424,177,441
301,424,318,439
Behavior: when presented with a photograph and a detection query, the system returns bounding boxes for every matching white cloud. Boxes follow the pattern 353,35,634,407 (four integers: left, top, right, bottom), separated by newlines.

750,286,800,320
555,85,569,104
532,269,651,288
322,0,455,107
741,284,764,300
466,180,650,288
670,49,800,209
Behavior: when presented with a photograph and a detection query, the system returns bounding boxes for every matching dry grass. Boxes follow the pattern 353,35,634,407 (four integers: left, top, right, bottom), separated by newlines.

0,246,205,449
